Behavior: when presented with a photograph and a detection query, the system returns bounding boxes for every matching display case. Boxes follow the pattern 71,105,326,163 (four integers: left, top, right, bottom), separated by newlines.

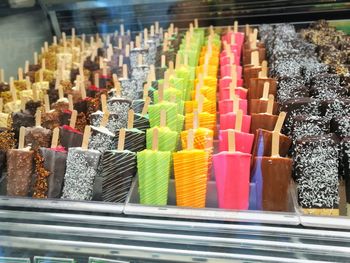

1,0,350,261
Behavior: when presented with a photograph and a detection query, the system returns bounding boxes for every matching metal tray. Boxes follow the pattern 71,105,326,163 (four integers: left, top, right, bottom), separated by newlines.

124,178,300,225
0,175,124,214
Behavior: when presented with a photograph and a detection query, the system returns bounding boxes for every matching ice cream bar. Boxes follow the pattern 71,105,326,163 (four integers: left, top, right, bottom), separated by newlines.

249,83,278,115
4,78,21,113
214,130,251,209
173,129,208,208
250,95,278,134
219,104,254,151
25,109,52,150
137,128,171,205
251,128,292,211
218,95,248,115
88,116,116,153
248,75,277,100
321,99,350,121
107,96,132,126
340,138,350,214
134,97,151,132
0,98,9,128
59,110,83,149
99,128,137,203
146,110,178,152
7,127,34,196
41,95,60,130
115,109,146,152
294,134,339,215
61,126,102,200
0,128,16,175
251,112,291,158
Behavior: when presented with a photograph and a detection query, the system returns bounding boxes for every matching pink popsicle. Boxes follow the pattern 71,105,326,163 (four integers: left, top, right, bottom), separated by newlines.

220,64,242,80
219,109,254,153
220,53,240,66
220,112,251,132
214,130,251,210
220,86,247,100
219,98,248,115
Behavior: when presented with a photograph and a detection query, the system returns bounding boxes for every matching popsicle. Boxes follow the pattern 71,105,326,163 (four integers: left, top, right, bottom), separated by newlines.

249,82,278,115
219,110,254,153
185,94,215,131
59,109,83,149
99,128,137,202
331,116,350,139
134,97,151,132
173,129,208,208
25,109,52,150
251,131,292,211
115,109,146,152
214,130,251,209
218,88,248,115
14,68,27,91
251,112,291,158
146,110,178,152
7,127,34,196
0,99,9,128
0,128,16,175
248,64,277,100
4,78,21,113
61,126,102,200
294,134,339,215
41,94,61,130
250,95,278,134
137,128,171,205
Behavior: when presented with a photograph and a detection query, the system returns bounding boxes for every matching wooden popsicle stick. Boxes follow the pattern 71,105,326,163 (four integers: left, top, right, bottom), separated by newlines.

10,84,17,103
34,52,38,65
102,64,107,76
168,61,174,75
39,69,44,83
81,125,91,150
32,85,38,101
118,38,122,49
53,36,57,45
20,97,26,111
229,82,236,100
25,76,31,90
120,24,125,36
135,36,141,49
230,33,235,44
94,73,99,88
161,55,166,68
163,70,169,89
193,110,199,129
24,61,29,74
158,82,164,102
251,50,260,67
41,58,46,71
18,126,26,149
175,53,181,69
198,94,204,113
119,55,123,68
44,94,50,113
80,79,87,99
127,109,134,129
143,82,149,100
51,127,60,148
194,18,198,28
235,109,243,132
266,94,274,115
150,25,155,36
152,127,159,151
125,44,130,57
261,82,269,100
137,54,143,66
155,21,159,34
261,61,268,78
0,68,4,82
233,96,239,113
100,94,107,112
234,21,238,33
117,128,126,151
69,110,78,129
141,97,151,116
100,111,110,128
250,28,258,49
160,109,166,127
18,68,23,81
271,131,280,157
0,98,3,112
228,129,236,152
144,28,148,43
231,65,237,89
44,41,49,52
67,94,73,111
123,64,128,79
150,64,156,82
273,112,287,133
227,25,231,33
187,129,194,150
35,108,41,127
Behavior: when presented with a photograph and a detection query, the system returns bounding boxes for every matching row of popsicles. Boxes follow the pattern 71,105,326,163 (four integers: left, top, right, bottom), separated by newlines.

213,26,294,212
3,22,181,199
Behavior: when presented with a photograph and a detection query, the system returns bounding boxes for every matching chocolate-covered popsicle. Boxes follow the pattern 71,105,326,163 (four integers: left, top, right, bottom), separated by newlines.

25,109,52,150
7,127,34,196
250,94,278,134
